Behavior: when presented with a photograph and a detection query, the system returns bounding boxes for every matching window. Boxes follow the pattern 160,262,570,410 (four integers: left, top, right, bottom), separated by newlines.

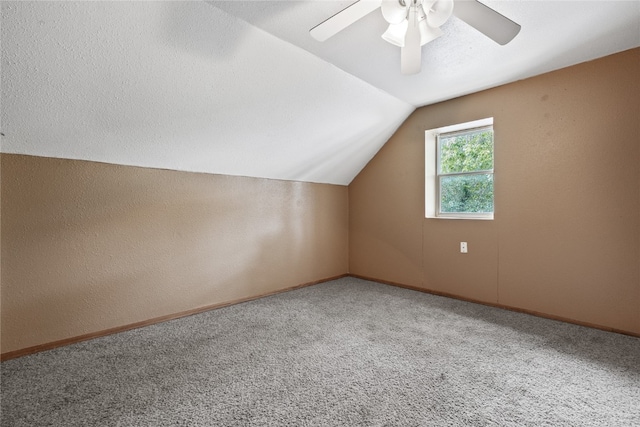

425,118,494,220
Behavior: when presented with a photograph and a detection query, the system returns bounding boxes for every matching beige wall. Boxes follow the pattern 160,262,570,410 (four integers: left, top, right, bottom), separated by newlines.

1,155,349,353
2,49,638,356
350,48,640,335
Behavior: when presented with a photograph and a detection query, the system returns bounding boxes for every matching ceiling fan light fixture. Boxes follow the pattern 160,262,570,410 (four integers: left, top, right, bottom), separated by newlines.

417,3,443,46
419,17,443,46
382,20,409,47
381,0,408,25
425,0,453,28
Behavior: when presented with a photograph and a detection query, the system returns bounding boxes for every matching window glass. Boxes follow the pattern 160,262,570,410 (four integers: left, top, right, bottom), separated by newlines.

440,174,493,214
438,128,493,174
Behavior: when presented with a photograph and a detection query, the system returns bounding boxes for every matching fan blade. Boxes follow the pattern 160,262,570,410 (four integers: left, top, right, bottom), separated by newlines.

310,0,382,42
453,0,521,45
401,7,421,75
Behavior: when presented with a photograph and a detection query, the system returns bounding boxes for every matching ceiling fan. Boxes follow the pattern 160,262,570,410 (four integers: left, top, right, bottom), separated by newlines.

310,0,521,75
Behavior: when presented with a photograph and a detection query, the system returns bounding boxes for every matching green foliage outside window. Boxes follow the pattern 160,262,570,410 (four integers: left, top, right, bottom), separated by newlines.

438,129,494,214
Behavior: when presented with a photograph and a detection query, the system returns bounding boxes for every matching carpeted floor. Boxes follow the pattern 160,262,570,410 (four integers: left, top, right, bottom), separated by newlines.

2,277,639,426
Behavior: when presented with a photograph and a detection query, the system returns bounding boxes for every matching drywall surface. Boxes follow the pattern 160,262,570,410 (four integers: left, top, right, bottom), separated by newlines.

1,155,348,353
349,48,640,335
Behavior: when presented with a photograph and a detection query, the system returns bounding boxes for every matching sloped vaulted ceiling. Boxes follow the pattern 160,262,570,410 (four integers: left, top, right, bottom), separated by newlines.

2,1,639,185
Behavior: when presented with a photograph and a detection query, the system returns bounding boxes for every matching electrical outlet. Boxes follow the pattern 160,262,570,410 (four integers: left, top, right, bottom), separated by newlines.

460,242,468,253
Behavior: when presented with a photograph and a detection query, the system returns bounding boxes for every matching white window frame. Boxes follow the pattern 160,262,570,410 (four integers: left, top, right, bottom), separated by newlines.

425,117,494,220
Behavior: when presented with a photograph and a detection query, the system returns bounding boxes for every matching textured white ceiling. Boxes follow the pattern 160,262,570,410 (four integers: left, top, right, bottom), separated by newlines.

2,1,639,185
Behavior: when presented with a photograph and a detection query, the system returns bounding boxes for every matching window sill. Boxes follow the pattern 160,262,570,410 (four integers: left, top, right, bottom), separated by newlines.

427,214,494,220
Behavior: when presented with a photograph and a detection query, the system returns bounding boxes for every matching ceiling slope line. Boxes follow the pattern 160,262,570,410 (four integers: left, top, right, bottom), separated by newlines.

205,0,417,110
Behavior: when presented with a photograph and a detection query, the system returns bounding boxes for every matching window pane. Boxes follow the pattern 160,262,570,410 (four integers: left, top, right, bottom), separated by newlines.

439,129,493,174
440,174,493,213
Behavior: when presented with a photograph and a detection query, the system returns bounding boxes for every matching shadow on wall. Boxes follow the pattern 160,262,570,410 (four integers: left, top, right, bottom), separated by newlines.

0,155,345,353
